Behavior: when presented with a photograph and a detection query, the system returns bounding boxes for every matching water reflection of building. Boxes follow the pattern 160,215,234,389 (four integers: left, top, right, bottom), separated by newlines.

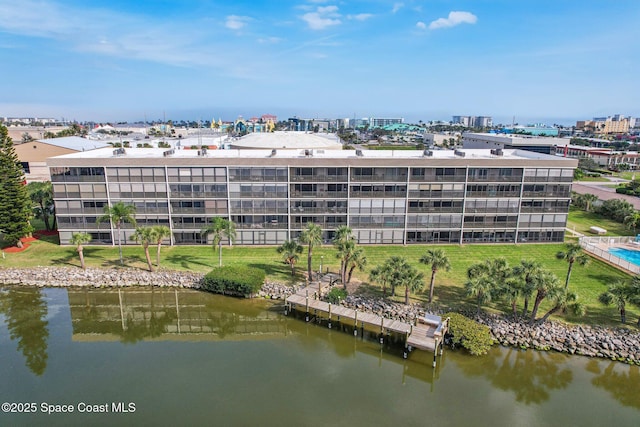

68,288,289,342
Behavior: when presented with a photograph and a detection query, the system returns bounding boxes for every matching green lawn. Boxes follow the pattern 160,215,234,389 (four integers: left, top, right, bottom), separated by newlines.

567,207,631,236
2,229,637,329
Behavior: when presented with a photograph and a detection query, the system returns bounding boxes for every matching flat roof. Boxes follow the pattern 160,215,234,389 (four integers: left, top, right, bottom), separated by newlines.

35,136,110,151
228,131,342,149
48,147,573,162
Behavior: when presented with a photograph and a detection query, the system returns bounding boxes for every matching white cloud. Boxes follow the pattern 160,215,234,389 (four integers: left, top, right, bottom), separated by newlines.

416,21,426,30
429,11,477,30
348,13,373,21
392,3,404,14
301,5,341,30
225,15,251,31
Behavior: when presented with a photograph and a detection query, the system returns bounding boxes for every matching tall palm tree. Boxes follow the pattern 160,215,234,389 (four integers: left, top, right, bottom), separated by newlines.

556,243,589,290
402,266,425,305
27,181,54,231
332,226,354,286
201,217,237,267
277,240,303,276
150,225,172,269
598,280,632,323
70,232,91,269
98,201,137,266
130,227,155,272
419,248,451,303
299,223,323,281
513,259,543,316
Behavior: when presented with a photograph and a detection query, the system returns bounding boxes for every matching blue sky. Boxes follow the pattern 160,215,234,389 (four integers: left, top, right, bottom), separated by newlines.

1,0,639,125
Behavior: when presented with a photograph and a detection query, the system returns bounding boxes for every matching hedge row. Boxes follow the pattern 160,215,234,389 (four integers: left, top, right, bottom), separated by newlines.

201,266,265,298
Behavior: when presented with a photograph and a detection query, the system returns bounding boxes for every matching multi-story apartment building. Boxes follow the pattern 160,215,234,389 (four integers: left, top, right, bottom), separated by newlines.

452,116,493,128
48,147,576,246
576,115,631,134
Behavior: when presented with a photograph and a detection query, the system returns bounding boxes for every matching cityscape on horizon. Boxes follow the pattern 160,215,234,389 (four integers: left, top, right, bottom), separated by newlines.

1,1,639,124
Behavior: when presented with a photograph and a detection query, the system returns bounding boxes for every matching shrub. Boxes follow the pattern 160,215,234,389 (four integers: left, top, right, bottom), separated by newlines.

444,312,494,356
326,287,347,304
202,266,265,298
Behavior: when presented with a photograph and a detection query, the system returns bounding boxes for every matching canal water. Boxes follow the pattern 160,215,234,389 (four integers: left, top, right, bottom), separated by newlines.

0,286,638,426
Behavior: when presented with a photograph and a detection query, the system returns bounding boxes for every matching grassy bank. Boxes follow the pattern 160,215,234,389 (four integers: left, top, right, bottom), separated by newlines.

567,207,630,236
1,228,637,329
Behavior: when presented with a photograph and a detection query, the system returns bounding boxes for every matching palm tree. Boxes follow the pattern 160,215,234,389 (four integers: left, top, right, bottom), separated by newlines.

556,243,589,290
27,181,54,231
386,256,410,297
598,280,632,323
529,270,562,325
70,232,91,269
98,201,137,266
581,194,598,212
464,258,511,315
538,288,585,324
150,225,172,269
277,240,303,276
201,217,236,267
346,247,367,284
333,226,354,285
130,227,155,272
402,266,425,305
513,260,543,316
299,223,323,281
419,249,451,303
623,211,640,234
369,263,392,296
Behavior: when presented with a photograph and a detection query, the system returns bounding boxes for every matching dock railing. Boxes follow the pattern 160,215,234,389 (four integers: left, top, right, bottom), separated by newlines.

579,236,640,274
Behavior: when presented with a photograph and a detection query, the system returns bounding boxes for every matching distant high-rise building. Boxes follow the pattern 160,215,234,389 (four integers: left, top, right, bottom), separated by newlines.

576,115,630,134
452,116,492,128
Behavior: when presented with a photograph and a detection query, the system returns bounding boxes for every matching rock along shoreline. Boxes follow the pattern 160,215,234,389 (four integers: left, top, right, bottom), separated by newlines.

1,267,638,365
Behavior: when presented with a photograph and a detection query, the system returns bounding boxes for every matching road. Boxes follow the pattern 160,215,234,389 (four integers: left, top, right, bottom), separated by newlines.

572,178,640,210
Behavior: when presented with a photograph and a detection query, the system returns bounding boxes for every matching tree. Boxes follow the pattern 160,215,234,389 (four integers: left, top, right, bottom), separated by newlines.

528,270,562,325
277,240,303,276
537,288,585,324
369,263,392,296
581,193,598,212
624,211,640,233
465,258,511,315
333,225,355,286
150,225,172,269
98,201,137,266
385,256,412,297
130,227,155,272
70,232,91,269
419,249,451,303
201,217,236,267
402,266,425,305
512,260,543,317
597,199,634,223
598,280,633,323
299,223,323,281
27,181,54,231
0,125,33,248
556,243,589,290
346,247,367,284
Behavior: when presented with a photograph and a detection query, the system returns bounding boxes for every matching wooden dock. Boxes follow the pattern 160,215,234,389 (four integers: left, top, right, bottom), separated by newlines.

285,287,449,367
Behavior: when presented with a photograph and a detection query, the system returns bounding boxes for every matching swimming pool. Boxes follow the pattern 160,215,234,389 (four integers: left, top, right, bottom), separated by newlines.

608,247,640,266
